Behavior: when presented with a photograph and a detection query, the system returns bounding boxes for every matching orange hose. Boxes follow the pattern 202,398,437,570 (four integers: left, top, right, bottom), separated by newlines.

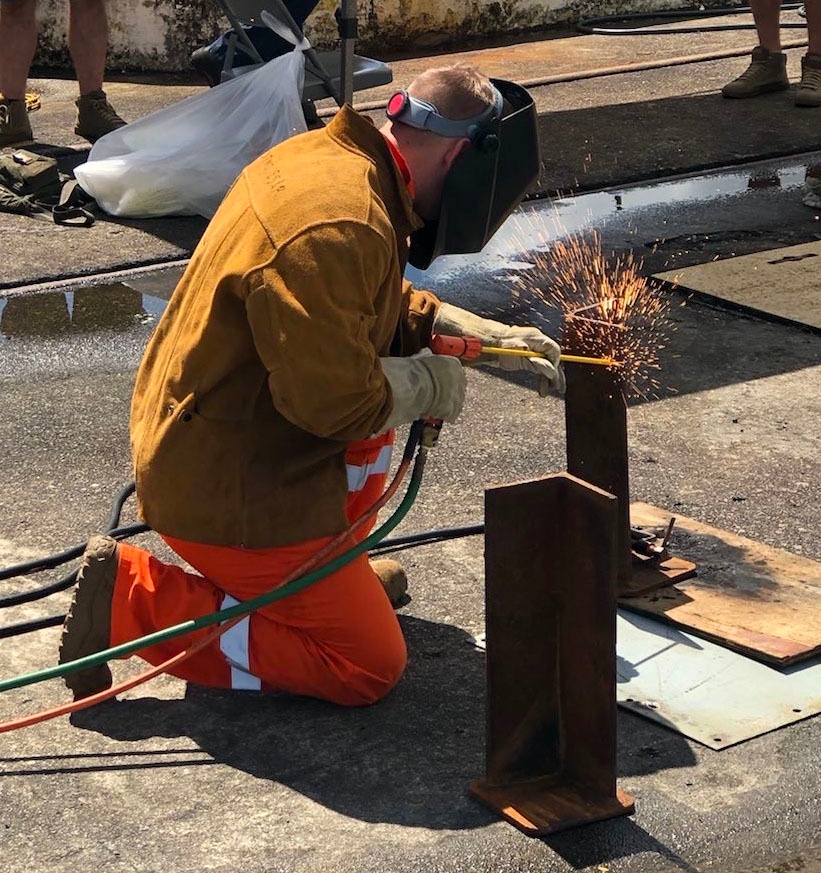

0,456,413,734
0,621,233,732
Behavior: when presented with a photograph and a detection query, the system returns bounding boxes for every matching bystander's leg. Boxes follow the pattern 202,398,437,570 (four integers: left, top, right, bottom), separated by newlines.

796,0,821,105
68,0,125,141
722,0,789,98
0,0,36,145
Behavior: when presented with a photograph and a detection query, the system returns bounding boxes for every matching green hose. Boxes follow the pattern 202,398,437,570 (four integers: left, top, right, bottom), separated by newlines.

0,472,423,695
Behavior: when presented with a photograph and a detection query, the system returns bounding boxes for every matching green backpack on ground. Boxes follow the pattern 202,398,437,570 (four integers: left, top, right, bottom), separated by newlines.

0,149,95,226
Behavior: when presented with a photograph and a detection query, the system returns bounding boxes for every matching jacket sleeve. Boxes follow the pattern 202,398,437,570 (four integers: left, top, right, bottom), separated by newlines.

245,220,394,442
396,279,440,355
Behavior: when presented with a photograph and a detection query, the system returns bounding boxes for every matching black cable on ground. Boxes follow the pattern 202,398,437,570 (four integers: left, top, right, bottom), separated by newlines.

105,481,136,531
0,519,486,640
0,544,85,583
0,614,64,641
0,523,148,608
370,524,484,556
0,500,485,638
0,482,145,583
0,481,147,632
578,3,804,36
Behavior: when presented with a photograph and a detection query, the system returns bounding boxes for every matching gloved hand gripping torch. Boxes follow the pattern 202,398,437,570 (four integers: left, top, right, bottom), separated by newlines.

429,334,615,367
420,335,613,448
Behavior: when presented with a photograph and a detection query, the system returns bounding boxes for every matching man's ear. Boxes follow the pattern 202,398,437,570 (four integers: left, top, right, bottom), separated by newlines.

442,137,470,172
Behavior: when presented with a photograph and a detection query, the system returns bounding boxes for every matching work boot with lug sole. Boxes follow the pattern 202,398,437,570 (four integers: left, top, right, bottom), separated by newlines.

370,558,408,608
74,90,126,143
0,98,33,147
58,535,119,700
796,53,821,106
722,46,789,98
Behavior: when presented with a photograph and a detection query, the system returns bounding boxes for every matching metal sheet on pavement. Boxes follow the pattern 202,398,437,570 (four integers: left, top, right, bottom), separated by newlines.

654,241,821,331
617,610,821,749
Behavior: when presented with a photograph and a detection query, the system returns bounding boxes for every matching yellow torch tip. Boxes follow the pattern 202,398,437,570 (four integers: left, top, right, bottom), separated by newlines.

479,344,624,368
558,353,617,367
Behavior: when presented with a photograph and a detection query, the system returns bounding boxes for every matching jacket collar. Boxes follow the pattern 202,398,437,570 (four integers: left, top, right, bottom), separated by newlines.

382,135,415,199
325,106,423,238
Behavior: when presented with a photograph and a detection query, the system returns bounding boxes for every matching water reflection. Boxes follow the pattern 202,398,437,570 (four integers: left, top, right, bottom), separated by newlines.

0,283,166,340
5,153,821,340
407,153,821,289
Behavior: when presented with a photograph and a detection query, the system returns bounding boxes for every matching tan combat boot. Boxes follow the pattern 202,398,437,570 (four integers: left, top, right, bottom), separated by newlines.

796,53,821,106
722,47,789,98
0,98,33,147
370,558,408,608
74,90,126,143
58,535,119,700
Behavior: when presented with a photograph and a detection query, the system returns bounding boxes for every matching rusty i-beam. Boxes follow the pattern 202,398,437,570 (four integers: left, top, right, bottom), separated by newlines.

563,310,696,597
469,303,704,833
563,312,633,592
469,473,634,835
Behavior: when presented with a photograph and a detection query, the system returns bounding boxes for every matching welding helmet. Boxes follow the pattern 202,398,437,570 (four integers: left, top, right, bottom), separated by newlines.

386,79,540,270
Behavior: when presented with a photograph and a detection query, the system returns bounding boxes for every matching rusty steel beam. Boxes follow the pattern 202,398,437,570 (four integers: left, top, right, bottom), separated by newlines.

563,314,633,593
562,313,696,597
469,473,634,836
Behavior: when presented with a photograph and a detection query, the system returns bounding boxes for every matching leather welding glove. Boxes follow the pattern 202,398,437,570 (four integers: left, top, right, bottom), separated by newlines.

380,350,467,429
433,302,565,397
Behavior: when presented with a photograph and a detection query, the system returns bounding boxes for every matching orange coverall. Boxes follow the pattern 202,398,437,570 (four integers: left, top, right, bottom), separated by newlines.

111,431,406,706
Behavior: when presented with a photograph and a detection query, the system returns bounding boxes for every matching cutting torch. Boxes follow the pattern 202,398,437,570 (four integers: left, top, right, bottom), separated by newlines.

429,334,615,367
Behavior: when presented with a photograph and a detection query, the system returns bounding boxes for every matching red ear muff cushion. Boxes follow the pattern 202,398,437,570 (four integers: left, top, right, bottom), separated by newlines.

387,91,409,119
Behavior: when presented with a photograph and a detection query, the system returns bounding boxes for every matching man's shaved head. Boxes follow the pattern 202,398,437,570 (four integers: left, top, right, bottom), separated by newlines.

407,63,496,121
381,62,497,220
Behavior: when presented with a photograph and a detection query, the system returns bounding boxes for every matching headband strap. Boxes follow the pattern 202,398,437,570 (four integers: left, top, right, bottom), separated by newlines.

386,87,504,141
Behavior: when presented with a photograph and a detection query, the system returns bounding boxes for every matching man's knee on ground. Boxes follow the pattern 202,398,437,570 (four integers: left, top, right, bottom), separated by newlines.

334,633,408,707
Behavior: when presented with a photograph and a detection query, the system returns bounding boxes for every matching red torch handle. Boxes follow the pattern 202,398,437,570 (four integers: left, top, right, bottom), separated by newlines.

429,334,483,361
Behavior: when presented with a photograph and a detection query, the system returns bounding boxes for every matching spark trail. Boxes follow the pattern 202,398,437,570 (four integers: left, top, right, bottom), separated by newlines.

509,219,675,398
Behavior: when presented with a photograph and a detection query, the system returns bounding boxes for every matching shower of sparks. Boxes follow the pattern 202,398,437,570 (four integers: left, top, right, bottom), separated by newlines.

508,217,676,399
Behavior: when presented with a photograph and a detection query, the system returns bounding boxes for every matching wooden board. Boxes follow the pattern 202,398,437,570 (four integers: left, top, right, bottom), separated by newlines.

623,503,821,665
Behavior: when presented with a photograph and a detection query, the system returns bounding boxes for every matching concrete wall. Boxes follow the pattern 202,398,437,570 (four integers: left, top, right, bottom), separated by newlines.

33,0,693,72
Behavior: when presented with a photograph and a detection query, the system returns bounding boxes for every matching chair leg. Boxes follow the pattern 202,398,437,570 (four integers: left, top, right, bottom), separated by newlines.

223,32,237,80
301,99,324,130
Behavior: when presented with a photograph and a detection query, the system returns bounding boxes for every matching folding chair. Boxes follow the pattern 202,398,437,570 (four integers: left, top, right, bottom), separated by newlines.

194,0,392,111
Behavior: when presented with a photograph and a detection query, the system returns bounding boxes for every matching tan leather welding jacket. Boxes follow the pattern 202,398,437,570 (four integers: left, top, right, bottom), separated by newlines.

130,107,439,548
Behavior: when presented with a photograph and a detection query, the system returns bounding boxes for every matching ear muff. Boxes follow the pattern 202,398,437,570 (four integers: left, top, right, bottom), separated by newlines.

386,90,412,121
385,87,503,145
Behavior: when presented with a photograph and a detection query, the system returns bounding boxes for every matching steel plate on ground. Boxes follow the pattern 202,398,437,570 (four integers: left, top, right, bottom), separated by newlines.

655,241,821,331
617,610,821,749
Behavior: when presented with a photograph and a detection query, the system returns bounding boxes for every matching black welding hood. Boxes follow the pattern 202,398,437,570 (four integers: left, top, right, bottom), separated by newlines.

394,79,539,270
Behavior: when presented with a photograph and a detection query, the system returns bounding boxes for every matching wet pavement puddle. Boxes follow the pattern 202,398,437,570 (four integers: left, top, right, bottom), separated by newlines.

3,151,821,341
0,284,166,342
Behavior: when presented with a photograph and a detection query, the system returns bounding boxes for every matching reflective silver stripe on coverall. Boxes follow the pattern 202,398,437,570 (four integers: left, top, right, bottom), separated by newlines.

220,594,262,691
345,444,393,493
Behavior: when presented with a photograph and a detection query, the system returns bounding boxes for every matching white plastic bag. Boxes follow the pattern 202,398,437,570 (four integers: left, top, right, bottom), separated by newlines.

75,50,306,219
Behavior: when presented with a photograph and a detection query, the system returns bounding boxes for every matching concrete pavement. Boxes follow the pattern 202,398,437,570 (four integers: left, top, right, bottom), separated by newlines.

2,232,821,873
